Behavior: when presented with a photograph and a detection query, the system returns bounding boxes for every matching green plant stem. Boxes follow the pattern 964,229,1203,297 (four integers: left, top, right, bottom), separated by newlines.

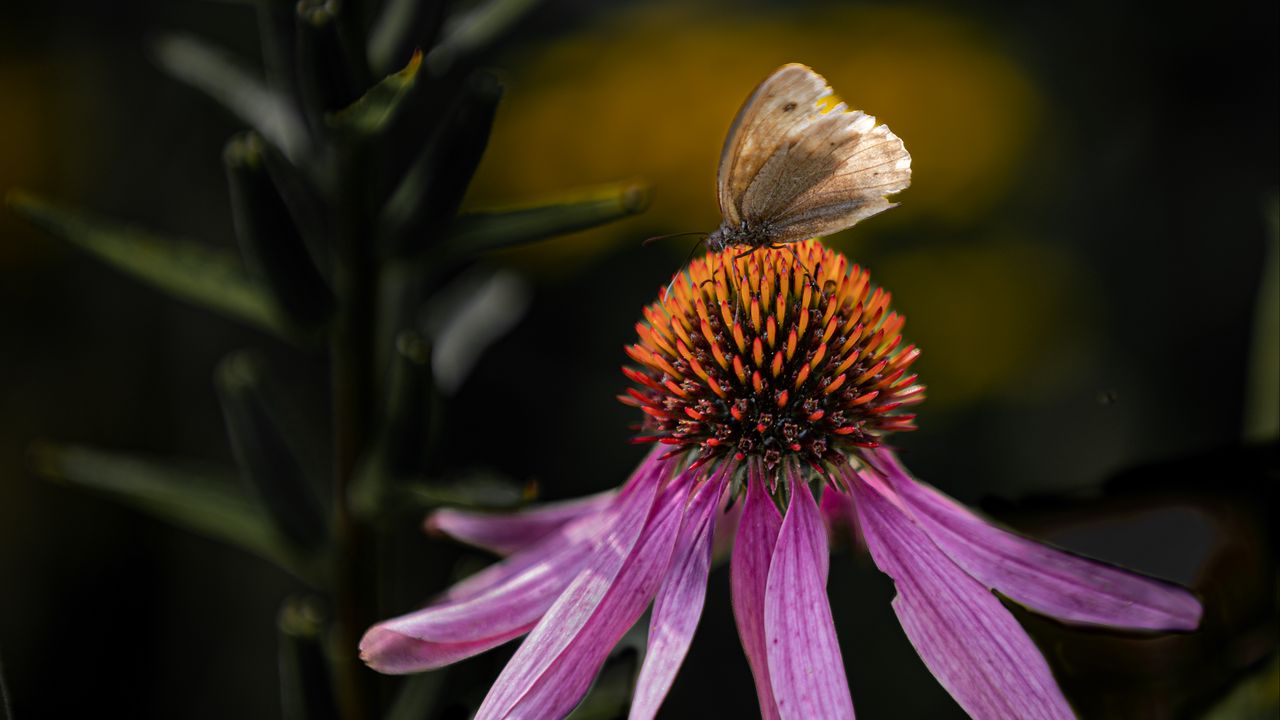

331,144,376,720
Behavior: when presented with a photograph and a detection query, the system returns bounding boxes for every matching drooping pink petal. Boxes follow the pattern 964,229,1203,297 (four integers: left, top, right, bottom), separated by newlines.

442,449,664,604
868,448,1203,631
360,624,521,674
730,463,783,720
764,470,856,720
436,501,617,606
820,483,860,549
361,521,601,673
476,471,693,719
711,491,743,562
852,472,1075,720
360,453,667,674
427,489,617,556
629,469,730,720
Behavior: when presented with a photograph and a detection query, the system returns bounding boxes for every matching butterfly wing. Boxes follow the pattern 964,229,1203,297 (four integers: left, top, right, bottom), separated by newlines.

717,64,829,227
717,64,911,242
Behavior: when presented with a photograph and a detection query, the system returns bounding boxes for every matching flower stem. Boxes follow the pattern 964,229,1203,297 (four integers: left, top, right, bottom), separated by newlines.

331,145,376,720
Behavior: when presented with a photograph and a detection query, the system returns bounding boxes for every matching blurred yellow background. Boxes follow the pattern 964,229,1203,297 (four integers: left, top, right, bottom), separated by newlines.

470,2,1041,257
466,1,1073,410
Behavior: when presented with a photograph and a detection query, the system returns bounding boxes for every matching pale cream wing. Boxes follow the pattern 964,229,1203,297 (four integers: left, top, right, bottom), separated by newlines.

716,64,833,226
746,109,912,244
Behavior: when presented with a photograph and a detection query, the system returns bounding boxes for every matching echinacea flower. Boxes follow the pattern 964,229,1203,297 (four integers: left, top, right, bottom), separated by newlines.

360,240,1202,719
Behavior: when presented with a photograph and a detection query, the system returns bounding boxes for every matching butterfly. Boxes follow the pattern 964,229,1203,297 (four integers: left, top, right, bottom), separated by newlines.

706,63,912,254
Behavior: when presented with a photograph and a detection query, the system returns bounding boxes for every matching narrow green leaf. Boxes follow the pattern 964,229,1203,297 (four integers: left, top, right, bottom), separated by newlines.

357,469,528,519
225,132,335,335
279,597,340,720
6,191,294,339
217,351,330,552
438,181,651,258
260,134,331,260
427,269,531,394
255,2,301,104
380,70,503,256
152,33,309,162
367,0,447,77
351,331,435,518
426,0,541,75
30,443,322,584
400,471,529,511
328,50,424,136
375,332,434,475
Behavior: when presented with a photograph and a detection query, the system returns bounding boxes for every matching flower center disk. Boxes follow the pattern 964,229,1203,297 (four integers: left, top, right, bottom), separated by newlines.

622,240,925,471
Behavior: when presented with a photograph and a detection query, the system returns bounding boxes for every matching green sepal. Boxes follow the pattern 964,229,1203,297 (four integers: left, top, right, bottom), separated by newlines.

350,331,437,518
279,597,340,720
30,443,323,584
6,191,296,340
377,331,436,476
152,33,309,162
295,0,365,126
225,132,335,336
380,70,503,257
437,181,651,259
217,351,330,553
327,50,424,137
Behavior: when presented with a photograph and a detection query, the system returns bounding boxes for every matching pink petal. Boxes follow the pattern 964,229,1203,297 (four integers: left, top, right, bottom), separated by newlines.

442,450,662,604
360,625,519,674
629,470,729,720
360,452,667,674
852,472,1075,720
711,491,743,562
437,500,617,606
869,448,1203,631
764,470,856,720
730,463,784,720
820,483,860,549
360,523,598,673
477,471,692,719
427,489,618,556
362,494,632,673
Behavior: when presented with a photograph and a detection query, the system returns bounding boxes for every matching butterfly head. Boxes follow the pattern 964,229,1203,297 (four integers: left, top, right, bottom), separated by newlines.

706,220,775,253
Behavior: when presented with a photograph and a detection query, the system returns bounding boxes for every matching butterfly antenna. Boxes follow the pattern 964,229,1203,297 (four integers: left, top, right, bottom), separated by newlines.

657,235,712,314
642,231,708,247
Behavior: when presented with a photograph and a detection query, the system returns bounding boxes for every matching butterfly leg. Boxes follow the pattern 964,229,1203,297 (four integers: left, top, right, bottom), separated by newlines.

778,244,820,292
659,271,682,316
718,252,746,326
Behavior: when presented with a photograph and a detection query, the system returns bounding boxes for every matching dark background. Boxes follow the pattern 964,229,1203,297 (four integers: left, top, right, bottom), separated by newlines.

1,0,1276,718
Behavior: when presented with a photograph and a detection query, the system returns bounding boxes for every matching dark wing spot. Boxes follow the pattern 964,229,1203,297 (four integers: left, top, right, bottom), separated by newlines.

782,102,797,112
